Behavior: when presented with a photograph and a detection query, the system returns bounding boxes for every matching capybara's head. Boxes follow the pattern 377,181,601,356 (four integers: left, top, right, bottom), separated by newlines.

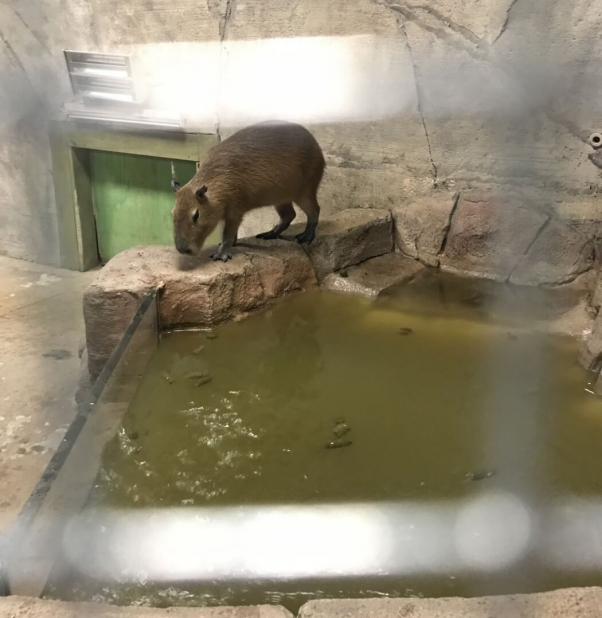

171,181,223,255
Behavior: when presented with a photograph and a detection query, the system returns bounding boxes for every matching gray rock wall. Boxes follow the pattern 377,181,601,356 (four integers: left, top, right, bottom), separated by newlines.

2,0,602,264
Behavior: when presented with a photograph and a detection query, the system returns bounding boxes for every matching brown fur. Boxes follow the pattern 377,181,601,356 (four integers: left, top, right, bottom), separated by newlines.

172,120,325,260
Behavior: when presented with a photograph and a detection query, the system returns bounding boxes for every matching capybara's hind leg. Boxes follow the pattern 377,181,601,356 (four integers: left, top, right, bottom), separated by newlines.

294,193,320,244
256,203,297,240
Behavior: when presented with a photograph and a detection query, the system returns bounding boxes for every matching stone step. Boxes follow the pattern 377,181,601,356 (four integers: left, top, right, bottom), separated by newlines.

322,252,424,299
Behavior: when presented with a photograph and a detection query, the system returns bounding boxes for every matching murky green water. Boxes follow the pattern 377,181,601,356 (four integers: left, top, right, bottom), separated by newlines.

47,272,602,609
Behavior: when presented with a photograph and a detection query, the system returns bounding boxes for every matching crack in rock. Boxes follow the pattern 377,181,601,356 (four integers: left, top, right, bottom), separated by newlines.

379,0,590,155
522,214,551,257
492,0,521,45
392,2,482,46
213,0,237,141
437,192,461,257
8,4,63,70
219,0,235,41
394,13,438,188
387,3,488,64
0,30,44,106
506,215,551,281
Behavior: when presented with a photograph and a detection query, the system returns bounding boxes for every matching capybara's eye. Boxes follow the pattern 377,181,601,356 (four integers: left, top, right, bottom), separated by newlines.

193,210,200,223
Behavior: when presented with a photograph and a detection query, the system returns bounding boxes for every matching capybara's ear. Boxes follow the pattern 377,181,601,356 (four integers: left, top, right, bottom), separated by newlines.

195,185,208,201
171,180,181,192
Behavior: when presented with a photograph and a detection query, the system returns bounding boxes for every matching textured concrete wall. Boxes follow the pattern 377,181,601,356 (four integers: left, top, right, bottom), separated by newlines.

0,0,93,264
2,0,602,264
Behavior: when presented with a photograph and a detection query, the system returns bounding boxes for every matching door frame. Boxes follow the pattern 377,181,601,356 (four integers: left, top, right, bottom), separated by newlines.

49,119,217,271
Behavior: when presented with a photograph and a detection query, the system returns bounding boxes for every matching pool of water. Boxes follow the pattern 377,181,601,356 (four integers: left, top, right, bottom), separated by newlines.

46,271,602,610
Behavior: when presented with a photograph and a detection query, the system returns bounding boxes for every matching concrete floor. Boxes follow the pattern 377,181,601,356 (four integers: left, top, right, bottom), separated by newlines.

0,256,95,533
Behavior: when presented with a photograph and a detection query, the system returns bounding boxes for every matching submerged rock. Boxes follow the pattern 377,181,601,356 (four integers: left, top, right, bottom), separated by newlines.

185,371,211,380
325,439,353,450
332,422,351,438
466,470,497,482
183,371,213,387
461,293,485,307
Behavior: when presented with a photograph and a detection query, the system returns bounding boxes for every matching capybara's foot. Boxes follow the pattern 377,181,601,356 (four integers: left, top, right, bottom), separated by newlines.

295,230,315,244
210,252,232,262
256,229,281,240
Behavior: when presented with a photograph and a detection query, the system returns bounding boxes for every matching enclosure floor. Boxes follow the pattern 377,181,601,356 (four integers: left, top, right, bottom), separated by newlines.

0,256,95,533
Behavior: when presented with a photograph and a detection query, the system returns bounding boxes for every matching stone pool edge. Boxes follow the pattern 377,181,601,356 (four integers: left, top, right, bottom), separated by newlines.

3,586,602,617
84,194,600,382
83,207,395,379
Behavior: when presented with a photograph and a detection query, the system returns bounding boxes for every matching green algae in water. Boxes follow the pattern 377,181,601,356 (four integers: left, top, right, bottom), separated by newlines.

46,275,602,610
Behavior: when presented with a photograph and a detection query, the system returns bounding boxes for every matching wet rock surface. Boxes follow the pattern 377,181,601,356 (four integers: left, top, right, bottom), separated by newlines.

322,253,424,299
579,310,602,372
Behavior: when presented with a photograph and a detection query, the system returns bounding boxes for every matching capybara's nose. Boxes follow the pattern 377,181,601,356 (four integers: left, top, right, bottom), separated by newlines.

175,239,192,255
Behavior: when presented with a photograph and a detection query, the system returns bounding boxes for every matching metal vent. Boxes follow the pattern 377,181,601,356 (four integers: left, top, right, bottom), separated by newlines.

64,50,136,104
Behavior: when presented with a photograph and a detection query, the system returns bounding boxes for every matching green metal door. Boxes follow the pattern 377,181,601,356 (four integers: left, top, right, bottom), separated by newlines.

90,151,204,262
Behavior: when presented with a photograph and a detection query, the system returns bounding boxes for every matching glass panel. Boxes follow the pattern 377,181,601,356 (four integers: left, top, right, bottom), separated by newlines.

3,294,159,597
